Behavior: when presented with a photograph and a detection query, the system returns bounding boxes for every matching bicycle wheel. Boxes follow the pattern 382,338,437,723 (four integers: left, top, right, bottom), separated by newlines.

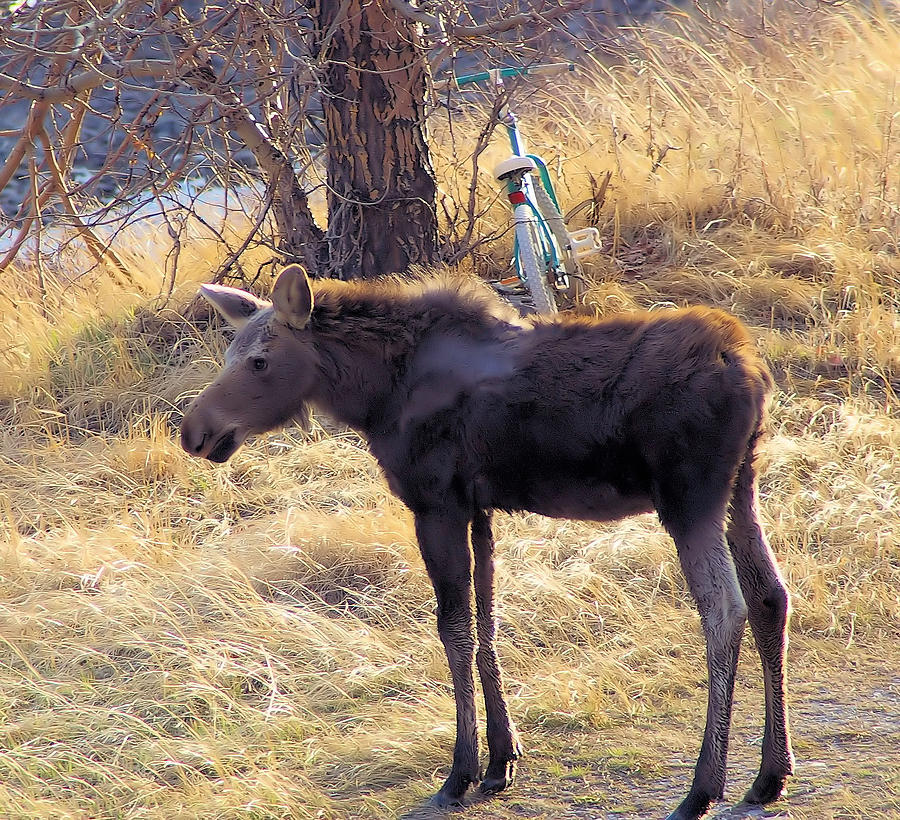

515,214,558,314
531,175,585,310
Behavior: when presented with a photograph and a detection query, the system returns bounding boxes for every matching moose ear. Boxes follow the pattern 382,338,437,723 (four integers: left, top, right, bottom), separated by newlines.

271,264,314,330
199,283,269,328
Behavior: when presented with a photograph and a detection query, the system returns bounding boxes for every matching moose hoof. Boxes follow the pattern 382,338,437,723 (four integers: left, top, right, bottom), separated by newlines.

429,769,478,808
663,790,714,820
428,790,466,809
743,771,789,806
480,758,518,794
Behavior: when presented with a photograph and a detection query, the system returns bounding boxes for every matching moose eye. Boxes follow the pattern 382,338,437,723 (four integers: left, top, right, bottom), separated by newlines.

251,357,268,372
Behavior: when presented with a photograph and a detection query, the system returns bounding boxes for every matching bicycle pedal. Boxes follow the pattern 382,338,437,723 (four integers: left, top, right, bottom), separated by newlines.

567,227,603,258
490,280,527,295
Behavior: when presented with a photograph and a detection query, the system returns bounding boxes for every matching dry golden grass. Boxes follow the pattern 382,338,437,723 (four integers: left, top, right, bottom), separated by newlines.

1,5,899,819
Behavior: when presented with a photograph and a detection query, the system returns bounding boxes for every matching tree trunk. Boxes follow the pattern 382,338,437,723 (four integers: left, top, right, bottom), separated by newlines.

311,0,438,279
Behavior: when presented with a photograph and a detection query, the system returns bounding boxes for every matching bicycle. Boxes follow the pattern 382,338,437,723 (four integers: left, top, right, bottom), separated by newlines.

437,63,602,314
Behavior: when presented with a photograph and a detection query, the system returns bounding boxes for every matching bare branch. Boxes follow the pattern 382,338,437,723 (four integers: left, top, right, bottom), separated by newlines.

0,99,50,198
0,60,176,102
388,0,439,27
36,123,133,281
0,0,593,280
391,0,591,38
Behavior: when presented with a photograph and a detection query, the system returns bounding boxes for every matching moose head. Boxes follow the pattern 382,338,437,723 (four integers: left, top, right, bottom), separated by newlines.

180,265,317,462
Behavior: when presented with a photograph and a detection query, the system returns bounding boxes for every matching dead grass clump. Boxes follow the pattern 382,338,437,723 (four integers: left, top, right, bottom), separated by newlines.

762,397,899,637
233,507,431,624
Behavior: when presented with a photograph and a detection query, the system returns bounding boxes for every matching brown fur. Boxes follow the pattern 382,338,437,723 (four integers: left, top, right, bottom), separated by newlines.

181,267,794,820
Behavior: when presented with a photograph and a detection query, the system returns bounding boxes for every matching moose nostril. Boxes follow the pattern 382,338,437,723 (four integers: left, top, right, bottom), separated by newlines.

181,426,208,455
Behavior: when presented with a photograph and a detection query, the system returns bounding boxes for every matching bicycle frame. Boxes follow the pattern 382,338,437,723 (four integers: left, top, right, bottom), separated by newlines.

500,97,567,289
452,65,576,310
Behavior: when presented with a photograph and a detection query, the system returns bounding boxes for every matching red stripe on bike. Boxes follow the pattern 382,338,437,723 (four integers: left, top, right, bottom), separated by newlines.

507,191,526,204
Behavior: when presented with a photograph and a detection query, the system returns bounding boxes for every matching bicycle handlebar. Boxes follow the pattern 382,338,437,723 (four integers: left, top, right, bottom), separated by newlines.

434,63,574,92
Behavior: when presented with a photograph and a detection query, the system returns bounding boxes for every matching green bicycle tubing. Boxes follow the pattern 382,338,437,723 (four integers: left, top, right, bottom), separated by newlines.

454,67,533,86
453,63,574,87
526,155,562,212
524,198,560,267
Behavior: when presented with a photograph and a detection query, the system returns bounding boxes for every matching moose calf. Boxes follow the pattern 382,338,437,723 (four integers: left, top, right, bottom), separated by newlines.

181,265,793,820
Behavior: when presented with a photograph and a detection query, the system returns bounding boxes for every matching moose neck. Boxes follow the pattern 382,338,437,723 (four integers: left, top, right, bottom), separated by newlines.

304,280,419,436
301,276,522,438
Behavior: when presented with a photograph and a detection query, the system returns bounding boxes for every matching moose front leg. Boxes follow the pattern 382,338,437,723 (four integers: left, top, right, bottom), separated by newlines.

415,510,481,806
472,508,522,794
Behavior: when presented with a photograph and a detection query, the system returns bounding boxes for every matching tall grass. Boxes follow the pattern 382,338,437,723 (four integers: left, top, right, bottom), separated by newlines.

1,4,898,819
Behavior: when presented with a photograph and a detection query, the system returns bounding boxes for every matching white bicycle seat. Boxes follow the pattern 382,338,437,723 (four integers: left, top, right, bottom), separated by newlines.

494,156,537,181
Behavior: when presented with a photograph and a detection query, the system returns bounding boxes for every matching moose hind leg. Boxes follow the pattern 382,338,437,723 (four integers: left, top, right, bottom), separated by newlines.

415,511,481,806
472,508,522,794
664,516,748,820
727,451,794,805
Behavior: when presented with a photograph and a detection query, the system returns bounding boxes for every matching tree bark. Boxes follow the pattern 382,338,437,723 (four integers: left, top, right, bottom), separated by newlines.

311,0,438,279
